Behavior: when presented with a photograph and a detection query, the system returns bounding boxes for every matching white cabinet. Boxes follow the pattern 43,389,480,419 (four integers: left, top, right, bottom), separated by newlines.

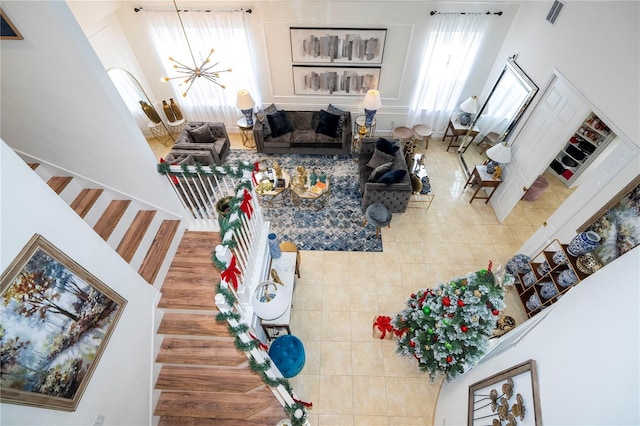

548,112,616,186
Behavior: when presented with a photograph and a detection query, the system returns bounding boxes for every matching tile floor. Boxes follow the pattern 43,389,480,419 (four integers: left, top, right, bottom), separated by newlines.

148,131,574,425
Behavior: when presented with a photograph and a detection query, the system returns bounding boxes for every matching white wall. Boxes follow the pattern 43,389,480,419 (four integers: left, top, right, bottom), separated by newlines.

0,1,183,216
0,142,158,426
434,246,640,426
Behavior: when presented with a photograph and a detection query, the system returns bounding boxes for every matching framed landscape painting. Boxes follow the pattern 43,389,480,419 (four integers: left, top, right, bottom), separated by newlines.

578,175,640,266
293,65,380,96
0,234,126,411
290,27,386,64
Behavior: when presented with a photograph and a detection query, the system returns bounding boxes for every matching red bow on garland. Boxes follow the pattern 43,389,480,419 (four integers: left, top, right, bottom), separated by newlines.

249,332,269,351
252,161,260,185
240,189,253,219
220,255,241,290
159,158,179,185
292,396,313,408
373,315,395,339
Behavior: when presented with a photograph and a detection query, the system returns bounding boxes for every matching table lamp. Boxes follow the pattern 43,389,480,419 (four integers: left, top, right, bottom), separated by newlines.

362,89,382,126
459,95,480,125
486,142,512,174
236,89,255,126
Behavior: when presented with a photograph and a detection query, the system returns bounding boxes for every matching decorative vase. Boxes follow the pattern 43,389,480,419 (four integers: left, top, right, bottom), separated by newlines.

539,282,558,300
169,98,184,121
162,100,176,122
557,269,578,288
140,101,162,124
536,261,551,277
309,170,318,186
567,231,601,257
526,293,541,311
319,171,326,183
552,250,568,265
576,252,602,275
486,160,497,175
268,233,281,259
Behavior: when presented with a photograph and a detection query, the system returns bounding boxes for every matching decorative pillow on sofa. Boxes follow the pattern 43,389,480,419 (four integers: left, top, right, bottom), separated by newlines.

254,103,277,138
267,110,294,138
327,104,349,139
315,109,341,138
376,137,400,155
377,169,407,184
366,148,394,169
186,123,217,143
368,161,393,182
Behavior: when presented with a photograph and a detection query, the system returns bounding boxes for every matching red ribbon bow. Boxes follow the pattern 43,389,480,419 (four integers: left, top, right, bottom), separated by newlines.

252,162,260,185
488,260,493,272
220,255,241,290
249,332,269,351
373,315,394,339
160,158,179,185
240,189,253,219
292,396,313,408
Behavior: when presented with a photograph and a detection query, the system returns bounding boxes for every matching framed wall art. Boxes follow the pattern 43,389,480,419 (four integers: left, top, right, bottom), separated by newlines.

468,360,542,426
1,8,23,40
292,65,380,96
0,234,126,411
290,27,386,64
578,174,640,266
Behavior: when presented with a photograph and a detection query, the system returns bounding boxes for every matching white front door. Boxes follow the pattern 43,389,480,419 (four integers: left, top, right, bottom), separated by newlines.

491,72,591,222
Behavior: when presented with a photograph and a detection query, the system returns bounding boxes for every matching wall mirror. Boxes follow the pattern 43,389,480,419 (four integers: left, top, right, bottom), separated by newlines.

458,58,538,175
107,67,171,140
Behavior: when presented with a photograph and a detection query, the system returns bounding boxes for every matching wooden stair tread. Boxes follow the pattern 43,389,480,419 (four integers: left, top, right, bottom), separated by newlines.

70,188,104,218
28,163,39,170
155,365,263,393
157,402,287,426
154,387,277,419
158,313,229,337
158,288,218,311
116,210,156,262
47,176,73,194
139,219,181,284
93,199,131,241
156,338,246,366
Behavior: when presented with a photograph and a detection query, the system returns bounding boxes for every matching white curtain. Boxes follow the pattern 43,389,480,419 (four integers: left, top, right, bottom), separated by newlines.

143,9,261,126
407,13,491,134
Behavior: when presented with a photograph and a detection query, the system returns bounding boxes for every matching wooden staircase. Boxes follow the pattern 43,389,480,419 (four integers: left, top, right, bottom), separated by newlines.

154,231,287,425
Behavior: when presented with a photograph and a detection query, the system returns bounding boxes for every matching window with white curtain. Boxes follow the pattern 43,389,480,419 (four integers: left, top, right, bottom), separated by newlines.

143,9,260,125
408,13,491,133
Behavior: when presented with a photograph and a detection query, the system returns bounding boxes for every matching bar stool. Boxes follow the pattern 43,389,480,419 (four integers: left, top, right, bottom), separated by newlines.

412,125,432,150
393,126,414,157
477,131,500,155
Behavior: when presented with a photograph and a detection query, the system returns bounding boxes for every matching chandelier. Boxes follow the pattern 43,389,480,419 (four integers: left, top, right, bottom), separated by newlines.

163,0,232,97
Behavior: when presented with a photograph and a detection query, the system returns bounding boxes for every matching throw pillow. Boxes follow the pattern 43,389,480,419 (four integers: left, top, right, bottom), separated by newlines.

327,104,349,139
186,124,217,143
377,169,407,184
376,137,400,155
267,110,294,138
254,103,277,138
366,148,394,169
315,109,341,138
368,161,393,182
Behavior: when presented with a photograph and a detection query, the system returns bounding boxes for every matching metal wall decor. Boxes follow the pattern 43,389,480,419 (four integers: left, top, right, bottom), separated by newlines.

292,65,380,96
290,27,386,64
468,360,542,426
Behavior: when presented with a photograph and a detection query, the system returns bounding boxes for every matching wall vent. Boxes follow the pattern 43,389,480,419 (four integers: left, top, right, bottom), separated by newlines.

546,0,565,25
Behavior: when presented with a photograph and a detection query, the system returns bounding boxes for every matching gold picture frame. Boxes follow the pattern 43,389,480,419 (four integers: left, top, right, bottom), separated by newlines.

468,360,542,426
1,8,23,40
1,234,126,411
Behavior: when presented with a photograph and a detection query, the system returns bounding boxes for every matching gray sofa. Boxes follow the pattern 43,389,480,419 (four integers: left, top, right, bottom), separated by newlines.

358,137,412,213
167,121,230,165
253,110,352,155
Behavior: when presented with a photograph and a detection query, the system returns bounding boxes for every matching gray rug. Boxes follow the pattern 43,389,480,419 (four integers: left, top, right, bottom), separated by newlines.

226,150,383,252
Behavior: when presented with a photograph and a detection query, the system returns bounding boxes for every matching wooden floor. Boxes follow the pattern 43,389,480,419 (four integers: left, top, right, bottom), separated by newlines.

154,231,287,425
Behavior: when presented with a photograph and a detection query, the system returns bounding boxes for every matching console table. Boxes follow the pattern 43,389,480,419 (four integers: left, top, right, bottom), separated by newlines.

260,252,297,341
464,165,501,204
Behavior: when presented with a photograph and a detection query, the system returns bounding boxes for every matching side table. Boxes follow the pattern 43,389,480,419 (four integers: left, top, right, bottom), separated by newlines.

148,121,173,147
237,116,255,148
354,115,376,138
290,178,330,210
444,119,479,151
167,118,186,140
464,165,501,204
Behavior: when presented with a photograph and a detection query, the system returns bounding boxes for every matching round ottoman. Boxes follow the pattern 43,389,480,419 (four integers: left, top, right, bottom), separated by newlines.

412,124,432,149
268,335,306,378
364,203,392,238
392,126,413,143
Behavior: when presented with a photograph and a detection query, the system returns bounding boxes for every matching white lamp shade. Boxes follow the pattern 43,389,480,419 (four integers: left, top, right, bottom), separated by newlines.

486,142,512,164
236,89,255,109
362,89,382,110
460,96,480,114
251,281,289,320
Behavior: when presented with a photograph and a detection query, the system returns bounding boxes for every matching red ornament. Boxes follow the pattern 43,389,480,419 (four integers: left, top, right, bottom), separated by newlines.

446,356,453,363
411,293,416,299
457,299,465,307
442,297,451,307
447,313,454,318
409,340,416,347
461,325,469,333
492,309,500,316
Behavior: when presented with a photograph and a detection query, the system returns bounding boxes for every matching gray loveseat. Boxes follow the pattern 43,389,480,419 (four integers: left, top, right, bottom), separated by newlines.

358,137,412,213
167,121,230,166
253,110,352,155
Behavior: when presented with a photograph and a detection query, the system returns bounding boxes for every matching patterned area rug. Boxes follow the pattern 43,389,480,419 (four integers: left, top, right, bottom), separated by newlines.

226,150,383,252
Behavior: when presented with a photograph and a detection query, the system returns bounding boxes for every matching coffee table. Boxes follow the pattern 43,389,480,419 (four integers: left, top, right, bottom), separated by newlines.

255,169,290,208
290,178,330,210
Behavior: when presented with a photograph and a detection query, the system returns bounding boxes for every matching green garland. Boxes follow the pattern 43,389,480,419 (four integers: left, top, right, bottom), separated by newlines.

157,160,254,179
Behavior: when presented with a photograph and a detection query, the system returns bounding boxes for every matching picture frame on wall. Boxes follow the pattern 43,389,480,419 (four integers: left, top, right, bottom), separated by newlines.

577,174,640,266
293,65,380,96
468,360,543,426
290,27,386,64
0,234,126,411
1,8,23,40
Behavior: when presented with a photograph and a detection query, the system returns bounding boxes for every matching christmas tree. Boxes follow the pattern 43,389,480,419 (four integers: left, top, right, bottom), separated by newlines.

392,265,505,381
